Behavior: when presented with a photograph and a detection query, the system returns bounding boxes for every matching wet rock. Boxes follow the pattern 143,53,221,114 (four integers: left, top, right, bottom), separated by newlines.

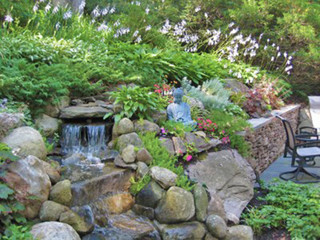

50,180,72,206
132,204,154,220
134,120,160,134
136,162,149,178
113,118,134,137
205,234,219,240
41,160,61,184
71,205,95,229
3,156,51,219
159,137,175,155
101,149,119,162
31,221,80,240
194,184,208,222
60,210,94,235
150,166,177,189
117,132,143,152
35,114,61,137
39,200,69,221
114,156,137,170
0,112,24,140
2,126,47,159
136,148,153,165
82,225,133,240
104,193,134,214
172,137,186,155
187,150,255,221
155,186,195,224
60,106,111,119
207,193,227,222
121,144,136,163
44,96,70,118
159,221,207,240
225,225,254,240
62,153,86,166
206,214,227,239
136,181,164,208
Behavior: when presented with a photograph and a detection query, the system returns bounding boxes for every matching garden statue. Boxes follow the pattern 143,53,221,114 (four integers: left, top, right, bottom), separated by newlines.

167,88,197,128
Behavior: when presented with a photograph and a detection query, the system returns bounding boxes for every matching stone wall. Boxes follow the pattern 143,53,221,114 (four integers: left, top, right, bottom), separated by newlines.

242,105,300,174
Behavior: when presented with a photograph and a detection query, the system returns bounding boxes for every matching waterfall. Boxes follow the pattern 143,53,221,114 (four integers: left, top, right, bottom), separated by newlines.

61,124,108,157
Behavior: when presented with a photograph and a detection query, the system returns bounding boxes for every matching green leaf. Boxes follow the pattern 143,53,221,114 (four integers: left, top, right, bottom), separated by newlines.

0,184,14,199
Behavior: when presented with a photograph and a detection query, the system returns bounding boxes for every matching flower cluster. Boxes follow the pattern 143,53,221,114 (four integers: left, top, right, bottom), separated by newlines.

196,118,217,137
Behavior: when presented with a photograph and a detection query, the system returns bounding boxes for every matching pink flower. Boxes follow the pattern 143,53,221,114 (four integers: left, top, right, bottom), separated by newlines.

186,155,192,161
206,119,212,124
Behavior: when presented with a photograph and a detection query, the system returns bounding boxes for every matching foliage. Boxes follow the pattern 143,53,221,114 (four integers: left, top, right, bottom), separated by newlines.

181,78,231,110
242,180,320,240
159,120,193,138
129,175,151,195
2,224,33,240
104,86,165,123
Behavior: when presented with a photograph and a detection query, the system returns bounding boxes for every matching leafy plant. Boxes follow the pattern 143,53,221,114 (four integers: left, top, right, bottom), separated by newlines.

104,86,165,123
2,224,33,240
129,175,151,195
160,120,193,138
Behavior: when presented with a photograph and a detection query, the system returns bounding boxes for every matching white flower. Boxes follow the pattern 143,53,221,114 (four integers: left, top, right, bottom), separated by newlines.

288,56,293,60
229,27,239,35
145,7,150,14
113,20,120,27
277,52,281,57
135,1,141,6
97,22,110,31
284,52,288,58
135,35,142,43
224,64,228,69
259,33,264,40
45,3,52,13
33,3,39,12
92,6,100,18
133,30,139,37
109,7,116,14
276,46,280,51
55,22,61,30
285,65,293,72
63,10,72,20
264,45,267,50
145,25,151,31
79,0,86,12
4,14,13,23
52,6,59,14
101,7,109,16
195,6,201,12
272,43,276,47
271,56,275,62
228,22,235,28
267,38,270,42
204,12,208,18
229,69,233,74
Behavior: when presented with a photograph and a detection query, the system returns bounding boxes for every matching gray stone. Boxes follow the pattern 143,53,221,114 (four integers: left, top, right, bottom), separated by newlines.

50,180,72,206
117,132,143,152
136,181,164,208
172,137,187,155
136,148,153,165
225,225,254,240
31,221,80,240
151,110,167,124
206,214,227,239
159,221,207,240
2,126,47,160
114,156,137,170
39,200,69,221
204,234,219,240
3,156,51,219
71,205,95,229
60,106,111,119
185,96,205,109
160,137,175,155
150,166,177,189
207,194,227,222
134,120,160,134
62,153,86,166
35,114,61,137
121,144,136,163
132,204,154,220
41,160,61,184
193,184,208,222
136,162,149,178
101,149,119,162
60,210,94,235
0,112,24,140
184,132,214,153
44,96,70,118
113,118,134,137
155,186,195,224
187,150,255,221
224,78,249,93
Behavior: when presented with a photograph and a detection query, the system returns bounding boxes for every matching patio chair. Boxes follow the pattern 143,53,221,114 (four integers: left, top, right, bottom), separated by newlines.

276,115,320,183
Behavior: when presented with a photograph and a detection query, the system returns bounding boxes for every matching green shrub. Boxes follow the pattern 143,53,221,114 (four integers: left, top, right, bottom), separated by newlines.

160,120,193,138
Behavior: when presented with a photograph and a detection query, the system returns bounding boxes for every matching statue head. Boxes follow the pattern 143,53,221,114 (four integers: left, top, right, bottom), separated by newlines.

172,88,184,104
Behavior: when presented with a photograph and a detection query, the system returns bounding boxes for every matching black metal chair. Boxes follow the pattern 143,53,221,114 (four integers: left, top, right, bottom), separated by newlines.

277,115,320,183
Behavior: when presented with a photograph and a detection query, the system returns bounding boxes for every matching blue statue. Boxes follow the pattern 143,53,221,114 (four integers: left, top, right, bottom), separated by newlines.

167,88,196,128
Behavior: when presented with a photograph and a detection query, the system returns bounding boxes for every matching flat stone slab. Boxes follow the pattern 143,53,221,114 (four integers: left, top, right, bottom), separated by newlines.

60,106,112,119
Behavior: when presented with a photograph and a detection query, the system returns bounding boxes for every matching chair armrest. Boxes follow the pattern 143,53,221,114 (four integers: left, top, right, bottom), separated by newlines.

299,126,318,134
295,134,319,141
295,141,320,148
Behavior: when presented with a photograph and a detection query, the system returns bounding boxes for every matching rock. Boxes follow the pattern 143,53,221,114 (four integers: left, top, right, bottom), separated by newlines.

185,96,205,109
205,234,219,240
226,212,240,225
44,96,70,118
206,215,227,239
82,226,133,240
134,120,160,134
151,110,167,124
224,79,250,93
117,132,143,152
184,132,220,152
2,126,47,159
159,221,207,240
60,210,94,235
136,162,149,178
187,150,255,221
60,106,111,119
155,186,195,224
31,221,80,240
207,194,227,222
39,200,69,221
172,137,186,155
136,181,165,208
35,114,61,137
194,131,206,138
113,118,134,137
136,148,153,165
104,193,134,214
41,160,61,184
114,155,137,170
121,144,136,163
71,205,95,229
101,149,119,162
159,137,175,155
225,225,254,240
0,112,24,140
132,204,154,220
50,180,72,206
150,166,177,189
71,99,83,106
194,184,208,222
62,153,86,166
3,156,51,219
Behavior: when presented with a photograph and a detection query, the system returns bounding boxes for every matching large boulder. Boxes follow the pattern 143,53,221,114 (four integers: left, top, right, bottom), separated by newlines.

158,221,207,240
104,192,134,214
60,106,111,119
39,200,69,221
3,156,51,219
50,180,72,206
0,112,24,140
136,181,164,208
184,132,221,153
134,120,160,134
207,193,227,222
136,148,153,165
117,132,143,152
2,127,47,159
31,221,80,240
121,144,136,163
150,166,177,189
187,150,255,222
155,186,195,224
112,118,134,138
35,114,61,137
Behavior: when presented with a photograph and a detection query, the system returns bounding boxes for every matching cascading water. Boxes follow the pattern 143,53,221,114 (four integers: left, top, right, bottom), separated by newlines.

61,123,108,158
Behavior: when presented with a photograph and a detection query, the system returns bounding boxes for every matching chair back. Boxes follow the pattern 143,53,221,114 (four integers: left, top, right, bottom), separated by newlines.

276,116,295,151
